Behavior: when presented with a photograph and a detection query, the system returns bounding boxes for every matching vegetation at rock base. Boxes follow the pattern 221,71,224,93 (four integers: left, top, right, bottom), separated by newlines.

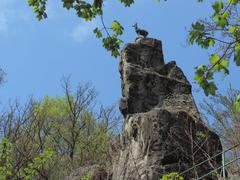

160,172,184,180
81,171,93,180
0,78,121,179
200,85,240,175
0,138,54,180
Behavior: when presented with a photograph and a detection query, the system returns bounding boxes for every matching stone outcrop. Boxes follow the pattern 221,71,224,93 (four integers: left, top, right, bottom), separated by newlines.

110,38,222,180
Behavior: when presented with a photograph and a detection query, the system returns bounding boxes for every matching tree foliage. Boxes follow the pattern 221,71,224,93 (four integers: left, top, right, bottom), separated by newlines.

0,137,54,180
200,85,240,174
189,0,240,111
200,85,240,148
161,172,184,180
0,80,121,179
0,138,13,179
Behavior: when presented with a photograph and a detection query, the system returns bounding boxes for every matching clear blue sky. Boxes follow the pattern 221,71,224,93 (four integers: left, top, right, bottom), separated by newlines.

0,0,239,109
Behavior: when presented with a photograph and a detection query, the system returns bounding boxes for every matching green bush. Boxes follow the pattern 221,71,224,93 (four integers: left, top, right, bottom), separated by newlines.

81,171,93,180
0,137,54,180
161,172,184,180
0,138,13,179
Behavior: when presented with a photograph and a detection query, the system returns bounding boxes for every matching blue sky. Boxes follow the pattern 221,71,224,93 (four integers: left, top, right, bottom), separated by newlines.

0,0,239,109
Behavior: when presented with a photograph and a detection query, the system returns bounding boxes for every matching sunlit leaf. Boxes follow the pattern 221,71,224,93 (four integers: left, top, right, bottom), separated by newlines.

228,25,236,33
210,54,219,64
212,1,223,14
111,20,124,35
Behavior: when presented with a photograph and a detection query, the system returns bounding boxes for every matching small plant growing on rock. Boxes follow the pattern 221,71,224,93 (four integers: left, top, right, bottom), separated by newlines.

196,131,206,141
81,171,93,180
160,172,184,180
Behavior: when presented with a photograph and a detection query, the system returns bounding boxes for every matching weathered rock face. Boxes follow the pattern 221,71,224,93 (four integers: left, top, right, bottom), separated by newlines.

111,38,222,180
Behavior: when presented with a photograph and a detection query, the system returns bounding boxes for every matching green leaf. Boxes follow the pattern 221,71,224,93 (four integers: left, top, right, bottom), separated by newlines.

102,36,123,57
214,14,229,28
234,102,240,113
235,42,240,52
210,54,219,64
28,0,35,6
234,52,240,66
237,94,240,102
222,11,229,19
36,14,42,21
62,0,74,9
228,25,236,33
213,64,220,72
209,39,215,46
93,0,103,9
119,0,134,7
111,20,124,35
220,59,229,68
63,3,72,9
192,22,205,31
205,82,218,96
194,65,207,82
93,28,103,38
227,0,239,5
234,94,240,113
234,43,240,66
194,65,218,96
188,22,216,49
33,6,39,13
209,55,229,73
206,71,214,80
194,72,204,83
220,59,229,74
212,1,223,14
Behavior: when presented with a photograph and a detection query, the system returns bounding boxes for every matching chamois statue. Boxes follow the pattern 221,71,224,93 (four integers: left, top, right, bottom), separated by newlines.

132,23,148,38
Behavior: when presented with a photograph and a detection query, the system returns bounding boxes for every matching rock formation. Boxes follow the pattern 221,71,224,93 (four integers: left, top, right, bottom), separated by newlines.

110,38,222,180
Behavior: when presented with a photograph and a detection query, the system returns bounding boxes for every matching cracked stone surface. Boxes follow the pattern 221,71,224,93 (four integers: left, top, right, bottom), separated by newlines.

111,38,222,180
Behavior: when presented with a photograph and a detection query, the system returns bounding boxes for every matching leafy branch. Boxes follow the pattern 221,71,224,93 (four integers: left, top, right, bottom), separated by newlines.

189,0,240,112
93,15,124,57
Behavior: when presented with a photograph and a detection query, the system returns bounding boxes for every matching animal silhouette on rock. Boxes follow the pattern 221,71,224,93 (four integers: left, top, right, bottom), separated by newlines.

132,23,148,38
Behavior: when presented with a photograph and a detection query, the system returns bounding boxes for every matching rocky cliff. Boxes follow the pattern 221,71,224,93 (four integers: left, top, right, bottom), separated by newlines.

110,38,222,180
64,38,223,180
